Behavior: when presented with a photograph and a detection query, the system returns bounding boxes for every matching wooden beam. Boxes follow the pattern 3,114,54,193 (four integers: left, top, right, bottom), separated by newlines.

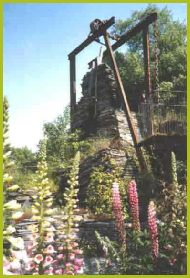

143,26,152,97
104,12,157,55
70,55,76,130
68,17,115,59
103,31,146,172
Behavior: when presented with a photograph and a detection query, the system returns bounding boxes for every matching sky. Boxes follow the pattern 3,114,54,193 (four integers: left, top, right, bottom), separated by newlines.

3,3,187,152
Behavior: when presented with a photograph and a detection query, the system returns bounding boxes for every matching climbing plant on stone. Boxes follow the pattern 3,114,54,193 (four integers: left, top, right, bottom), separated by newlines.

86,156,128,217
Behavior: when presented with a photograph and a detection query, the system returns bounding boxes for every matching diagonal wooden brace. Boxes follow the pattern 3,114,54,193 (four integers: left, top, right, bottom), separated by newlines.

103,31,147,172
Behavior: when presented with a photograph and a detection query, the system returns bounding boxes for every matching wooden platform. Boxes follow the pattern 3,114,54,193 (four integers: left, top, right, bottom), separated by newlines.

137,133,186,149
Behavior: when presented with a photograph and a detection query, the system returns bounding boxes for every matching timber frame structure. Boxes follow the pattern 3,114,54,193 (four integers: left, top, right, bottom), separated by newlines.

68,13,157,171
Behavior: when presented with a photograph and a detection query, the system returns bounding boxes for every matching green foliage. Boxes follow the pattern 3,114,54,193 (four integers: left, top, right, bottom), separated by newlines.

86,156,128,217
44,106,91,170
95,229,154,274
169,152,178,185
62,130,91,164
43,106,70,166
31,139,54,237
136,170,160,220
9,146,37,191
3,96,25,257
176,160,186,184
28,139,55,274
110,4,186,110
158,81,174,102
157,152,186,274
85,137,112,157
157,184,186,273
173,74,187,90
55,151,84,274
11,146,37,173
62,151,80,232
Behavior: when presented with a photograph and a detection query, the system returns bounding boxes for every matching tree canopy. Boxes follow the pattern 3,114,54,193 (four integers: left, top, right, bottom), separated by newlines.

109,4,186,110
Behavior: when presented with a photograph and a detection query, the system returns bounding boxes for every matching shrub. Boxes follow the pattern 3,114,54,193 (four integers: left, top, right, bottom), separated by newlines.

86,156,128,217
157,152,186,274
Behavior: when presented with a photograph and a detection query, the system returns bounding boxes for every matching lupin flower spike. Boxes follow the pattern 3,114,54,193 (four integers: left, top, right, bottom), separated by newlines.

112,182,126,246
148,201,159,259
128,180,141,232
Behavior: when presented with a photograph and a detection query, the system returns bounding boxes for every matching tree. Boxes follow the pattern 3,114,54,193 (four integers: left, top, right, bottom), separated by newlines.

109,4,186,110
43,106,70,166
43,106,90,169
11,146,37,174
10,146,37,190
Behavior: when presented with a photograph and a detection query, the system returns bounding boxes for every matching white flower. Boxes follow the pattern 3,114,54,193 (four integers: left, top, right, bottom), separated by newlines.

8,237,25,250
43,226,56,232
12,211,23,220
32,215,41,221
32,207,39,215
44,209,53,215
42,220,51,228
5,225,16,234
3,269,14,275
11,250,28,262
4,200,21,210
7,184,19,191
10,259,21,271
3,175,13,183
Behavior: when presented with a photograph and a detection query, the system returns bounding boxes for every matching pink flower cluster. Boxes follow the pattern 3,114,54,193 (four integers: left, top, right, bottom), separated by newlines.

128,180,141,232
112,182,126,245
3,255,22,275
54,241,84,274
3,249,29,274
25,230,56,275
25,229,84,275
148,201,159,258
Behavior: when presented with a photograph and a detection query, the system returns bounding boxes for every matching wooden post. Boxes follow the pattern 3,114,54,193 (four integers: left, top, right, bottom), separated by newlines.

143,27,153,136
103,31,146,172
69,55,76,131
143,26,152,97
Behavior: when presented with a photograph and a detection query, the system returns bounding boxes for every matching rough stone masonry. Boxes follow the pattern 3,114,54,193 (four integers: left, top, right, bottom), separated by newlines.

69,63,143,206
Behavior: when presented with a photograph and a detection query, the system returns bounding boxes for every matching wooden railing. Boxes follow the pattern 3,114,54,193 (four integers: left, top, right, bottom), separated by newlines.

138,91,186,138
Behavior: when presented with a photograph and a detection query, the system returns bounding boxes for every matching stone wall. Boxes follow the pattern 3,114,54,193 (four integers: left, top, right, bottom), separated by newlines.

72,64,120,137
78,146,138,206
72,63,142,142
59,63,141,206
79,220,120,244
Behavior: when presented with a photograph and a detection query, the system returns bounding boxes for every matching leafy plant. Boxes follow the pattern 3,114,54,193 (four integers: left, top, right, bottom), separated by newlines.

54,151,84,275
10,146,37,191
86,156,128,217
25,139,55,275
23,146,83,275
3,97,26,274
157,152,186,274
94,180,155,274
95,228,154,274
44,106,91,169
